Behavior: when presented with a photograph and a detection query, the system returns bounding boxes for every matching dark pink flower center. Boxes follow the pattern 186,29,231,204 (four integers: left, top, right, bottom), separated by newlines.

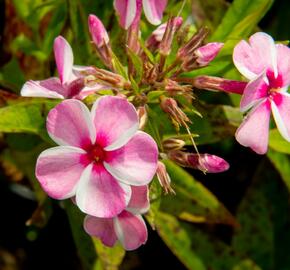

87,144,106,163
266,69,283,97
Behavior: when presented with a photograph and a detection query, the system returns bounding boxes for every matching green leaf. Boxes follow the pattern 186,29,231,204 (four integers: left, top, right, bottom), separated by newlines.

93,239,125,270
269,129,290,154
127,48,143,83
147,90,165,103
211,0,274,41
111,53,129,80
267,149,290,192
162,160,237,226
0,97,59,140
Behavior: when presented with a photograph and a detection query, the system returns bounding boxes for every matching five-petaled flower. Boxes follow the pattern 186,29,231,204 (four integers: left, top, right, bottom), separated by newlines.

114,0,167,29
35,95,158,218
21,36,99,100
84,185,149,250
233,32,290,154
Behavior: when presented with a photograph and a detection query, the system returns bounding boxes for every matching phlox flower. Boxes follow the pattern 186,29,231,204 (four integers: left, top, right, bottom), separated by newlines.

84,185,149,250
21,36,99,100
114,0,167,29
233,32,290,154
36,95,158,218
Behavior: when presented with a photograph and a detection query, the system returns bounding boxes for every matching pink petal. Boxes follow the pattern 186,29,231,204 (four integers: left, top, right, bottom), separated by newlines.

88,15,109,47
104,131,158,186
114,0,137,29
276,44,290,87
35,146,88,199
21,79,65,99
235,99,271,154
54,36,74,84
76,164,132,218
271,93,290,142
233,32,277,80
142,0,167,25
195,42,224,66
240,73,269,112
84,215,117,247
127,186,149,214
91,96,139,150
114,211,147,250
47,99,95,149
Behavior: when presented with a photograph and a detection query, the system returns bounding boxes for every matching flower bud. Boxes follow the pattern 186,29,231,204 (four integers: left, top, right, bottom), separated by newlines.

168,150,229,173
194,42,224,66
164,79,192,97
137,106,148,130
88,15,109,47
160,97,190,128
162,138,185,151
156,161,175,194
193,76,246,95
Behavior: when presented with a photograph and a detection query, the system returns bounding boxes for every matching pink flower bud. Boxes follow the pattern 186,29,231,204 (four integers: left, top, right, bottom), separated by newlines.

156,161,175,194
193,76,246,95
188,153,229,173
194,42,224,66
88,15,109,47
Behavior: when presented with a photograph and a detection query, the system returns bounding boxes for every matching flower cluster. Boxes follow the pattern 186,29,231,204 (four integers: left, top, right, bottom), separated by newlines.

19,0,289,251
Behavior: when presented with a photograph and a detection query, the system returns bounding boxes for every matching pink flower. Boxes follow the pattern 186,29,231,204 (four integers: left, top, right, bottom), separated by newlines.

84,185,149,250
233,32,290,154
194,42,224,66
114,0,167,29
35,95,158,218
21,36,99,100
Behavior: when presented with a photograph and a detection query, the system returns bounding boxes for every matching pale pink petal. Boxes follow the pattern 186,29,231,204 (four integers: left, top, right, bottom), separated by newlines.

21,79,64,99
235,99,271,154
91,96,139,150
54,36,74,84
127,186,149,214
114,0,137,29
114,211,147,250
233,32,277,80
47,99,95,149
76,164,132,218
142,0,167,25
84,215,117,247
195,42,224,66
276,44,290,87
240,73,269,112
35,146,88,199
88,15,109,47
271,93,290,142
104,131,158,186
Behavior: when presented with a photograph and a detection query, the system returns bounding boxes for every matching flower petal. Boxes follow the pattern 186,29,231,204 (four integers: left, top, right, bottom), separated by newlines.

127,186,149,214
91,96,139,150
47,99,96,149
271,93,290,142
114,211,147,251
35,146,87,199
142,0,167,25
240,73,269,112
114,0,137,29
235,99,271,154
233,32,277,80
84,215,117,247
276,44,290,87
104,131,158,186
54,36,74,84
21,79,64,99
76,164,132,218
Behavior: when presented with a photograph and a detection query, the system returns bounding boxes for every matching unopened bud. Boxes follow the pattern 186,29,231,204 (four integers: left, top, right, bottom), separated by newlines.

194,42,223,66
163,138,185,151
156,161,175,194
88,15,109,47
137,106,148,130
168,150,229,173
160,97,190,128
164,79,192,97
158,17,183,56
89,68,131,89
193,76,246,95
